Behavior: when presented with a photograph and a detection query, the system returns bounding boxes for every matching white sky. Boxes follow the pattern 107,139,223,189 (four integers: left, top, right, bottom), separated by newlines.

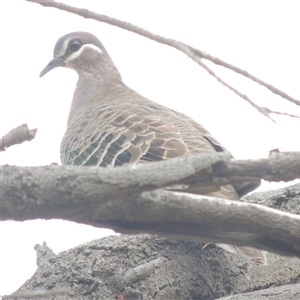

1,0,300,295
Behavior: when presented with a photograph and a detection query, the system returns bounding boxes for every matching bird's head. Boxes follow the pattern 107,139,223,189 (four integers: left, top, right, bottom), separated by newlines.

40,32,120,79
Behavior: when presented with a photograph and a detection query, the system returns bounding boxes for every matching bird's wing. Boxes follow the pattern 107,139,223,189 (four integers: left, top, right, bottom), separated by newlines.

61,102,195,167
174,112,261,196
61,96,260,195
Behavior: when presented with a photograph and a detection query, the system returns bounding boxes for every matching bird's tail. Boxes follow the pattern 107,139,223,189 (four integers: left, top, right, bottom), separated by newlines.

217,243,267,264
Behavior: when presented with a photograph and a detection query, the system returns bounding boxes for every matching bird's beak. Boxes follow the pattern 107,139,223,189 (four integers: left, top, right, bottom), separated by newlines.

40,57,65,78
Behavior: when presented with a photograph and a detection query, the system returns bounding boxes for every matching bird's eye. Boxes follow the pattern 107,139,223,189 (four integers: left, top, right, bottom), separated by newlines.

69,40,82,52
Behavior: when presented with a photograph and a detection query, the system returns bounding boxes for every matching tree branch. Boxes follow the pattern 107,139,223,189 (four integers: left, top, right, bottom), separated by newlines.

11,235,300,300
0,124,37,151
191,47,300,107
2,288,71,299
2,152,300,256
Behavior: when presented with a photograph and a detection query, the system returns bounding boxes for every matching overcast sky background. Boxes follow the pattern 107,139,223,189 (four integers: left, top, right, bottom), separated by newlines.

1,0,300,295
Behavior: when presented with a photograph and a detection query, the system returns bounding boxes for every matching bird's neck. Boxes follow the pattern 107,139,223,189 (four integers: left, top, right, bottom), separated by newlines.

68,69,123,119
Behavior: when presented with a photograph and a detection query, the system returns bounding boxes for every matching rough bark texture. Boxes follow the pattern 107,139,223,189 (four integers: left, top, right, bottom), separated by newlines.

4,185,300,300
2,156,300,257
0,124,37,151
219,284,300,300
244,183,300,215
9,235,300,300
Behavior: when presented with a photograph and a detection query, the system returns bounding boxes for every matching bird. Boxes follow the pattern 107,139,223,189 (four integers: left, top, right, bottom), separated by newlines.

40,32,266,264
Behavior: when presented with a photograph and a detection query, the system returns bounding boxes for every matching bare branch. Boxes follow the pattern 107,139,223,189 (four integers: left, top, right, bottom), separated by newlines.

2,152,300,256
192,48,300,107
195,61,286,122
0,124,37,151
2,288,71,299
27,0,300,119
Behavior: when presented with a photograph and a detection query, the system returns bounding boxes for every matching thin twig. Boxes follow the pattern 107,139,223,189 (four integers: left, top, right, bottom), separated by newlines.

164,41,275,121
192,48,300,107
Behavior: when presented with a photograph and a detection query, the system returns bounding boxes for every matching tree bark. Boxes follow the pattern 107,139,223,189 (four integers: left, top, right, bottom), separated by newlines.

219,284,300,300
8,233,300,300
2,153,300,256
2,184,300,299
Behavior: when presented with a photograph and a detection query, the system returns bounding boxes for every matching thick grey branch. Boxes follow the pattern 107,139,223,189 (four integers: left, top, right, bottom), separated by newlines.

2,152,300,257
13,235,300,300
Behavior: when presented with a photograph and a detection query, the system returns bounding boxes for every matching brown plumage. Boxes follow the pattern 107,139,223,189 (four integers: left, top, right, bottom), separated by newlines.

40,32,266,264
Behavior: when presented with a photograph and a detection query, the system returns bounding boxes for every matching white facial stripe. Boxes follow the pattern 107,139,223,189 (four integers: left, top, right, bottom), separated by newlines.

65,44,103,62
57,36,73,57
